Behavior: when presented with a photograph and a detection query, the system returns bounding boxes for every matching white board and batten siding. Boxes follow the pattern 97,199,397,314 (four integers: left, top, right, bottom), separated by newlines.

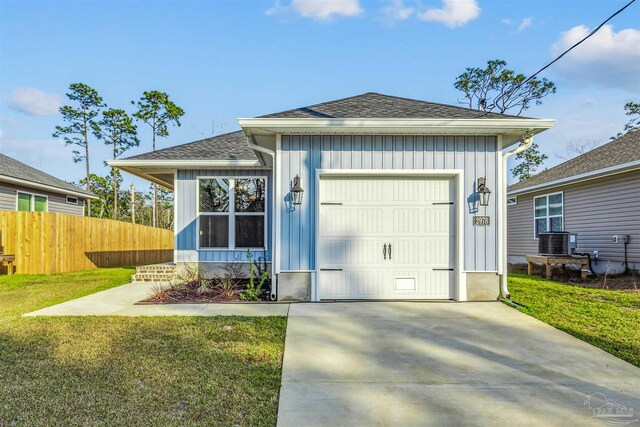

279,135,499,277
174,169,273,263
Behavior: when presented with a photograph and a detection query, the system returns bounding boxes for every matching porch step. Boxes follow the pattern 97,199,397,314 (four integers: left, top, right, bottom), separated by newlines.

132,264,176,284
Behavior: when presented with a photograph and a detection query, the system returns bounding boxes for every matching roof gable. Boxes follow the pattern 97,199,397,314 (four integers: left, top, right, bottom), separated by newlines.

508,129,640,193
0,154,94,197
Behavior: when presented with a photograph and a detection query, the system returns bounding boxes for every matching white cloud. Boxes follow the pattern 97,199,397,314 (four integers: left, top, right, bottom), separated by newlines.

501,18,512,26
517,17,533,32
8,87,63,116
551,25,640,92
380,0,414,25
268,0,363,21
418,0,480,28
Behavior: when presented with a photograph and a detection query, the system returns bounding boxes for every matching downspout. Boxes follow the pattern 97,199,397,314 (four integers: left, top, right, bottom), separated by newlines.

500,132,533,299
247,134,278,300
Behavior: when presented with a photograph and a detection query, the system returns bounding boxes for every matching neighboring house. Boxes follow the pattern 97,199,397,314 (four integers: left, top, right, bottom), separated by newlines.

111,92,553,301
0,154,96,216
507,130,640,274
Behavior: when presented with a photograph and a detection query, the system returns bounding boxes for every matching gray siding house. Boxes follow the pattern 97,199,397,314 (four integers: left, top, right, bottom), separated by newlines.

508,130,640,274
0,154,96,215
112,93,553,301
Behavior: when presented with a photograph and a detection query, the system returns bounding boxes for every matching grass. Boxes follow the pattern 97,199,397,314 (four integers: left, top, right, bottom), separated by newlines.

507,273,640,367
0,268,287,426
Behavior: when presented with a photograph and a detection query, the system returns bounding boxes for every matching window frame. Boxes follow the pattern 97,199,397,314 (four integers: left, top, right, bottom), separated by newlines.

16,191,49,212
66,196,79,205
532,191,563,239
196,176,267,251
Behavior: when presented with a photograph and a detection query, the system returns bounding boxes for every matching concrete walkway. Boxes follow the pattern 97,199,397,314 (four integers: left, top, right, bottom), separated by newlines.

277,302,640,427
23,282,289,317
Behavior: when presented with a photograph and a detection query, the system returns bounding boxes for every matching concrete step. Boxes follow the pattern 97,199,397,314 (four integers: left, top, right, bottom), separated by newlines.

136,264,176,274
131,272,176,283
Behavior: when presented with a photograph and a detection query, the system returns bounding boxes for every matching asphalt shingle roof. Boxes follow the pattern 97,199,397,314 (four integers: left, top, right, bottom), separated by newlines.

261,92,526,119
508,129,640,193
124,92,529,162
0,154,94,197
124,131,258,161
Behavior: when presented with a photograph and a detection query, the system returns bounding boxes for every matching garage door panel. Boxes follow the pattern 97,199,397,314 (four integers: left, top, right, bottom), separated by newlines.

422,237,455,267
392,208,420,233
319,239,352,265
318,175,456,300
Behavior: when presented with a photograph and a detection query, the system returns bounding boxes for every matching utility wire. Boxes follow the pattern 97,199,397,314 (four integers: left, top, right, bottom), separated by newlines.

492,0,637,110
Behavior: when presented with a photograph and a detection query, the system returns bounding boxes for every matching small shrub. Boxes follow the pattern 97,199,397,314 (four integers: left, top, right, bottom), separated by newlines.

240,250,270,301
213,257,244,299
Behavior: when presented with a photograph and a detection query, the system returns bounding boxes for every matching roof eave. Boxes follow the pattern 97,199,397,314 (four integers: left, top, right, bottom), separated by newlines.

239,118,554,146
108,159,269,189
0,174,98,199
508,160,640,196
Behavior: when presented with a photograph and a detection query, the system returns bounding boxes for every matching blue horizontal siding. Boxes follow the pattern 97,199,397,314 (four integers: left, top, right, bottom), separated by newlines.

280,135,499,272
175,169,272,263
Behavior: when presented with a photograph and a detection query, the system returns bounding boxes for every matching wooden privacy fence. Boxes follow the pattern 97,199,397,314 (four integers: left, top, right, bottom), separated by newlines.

0,212,173,274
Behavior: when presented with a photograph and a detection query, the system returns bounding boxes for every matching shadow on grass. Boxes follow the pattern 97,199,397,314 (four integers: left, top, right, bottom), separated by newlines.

0,316,286,427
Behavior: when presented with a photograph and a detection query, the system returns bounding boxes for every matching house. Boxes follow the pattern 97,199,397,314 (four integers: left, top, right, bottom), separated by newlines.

0,154,96,215
507,130,640,274
110,92,553,301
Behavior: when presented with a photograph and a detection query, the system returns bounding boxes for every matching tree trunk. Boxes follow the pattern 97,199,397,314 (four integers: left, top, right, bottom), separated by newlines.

113,142,118,219
83,113,91,217
131,182,135,224
152,119,157,228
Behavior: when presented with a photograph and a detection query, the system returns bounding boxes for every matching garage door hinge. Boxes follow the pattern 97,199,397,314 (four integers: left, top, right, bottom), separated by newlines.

432,202,454,205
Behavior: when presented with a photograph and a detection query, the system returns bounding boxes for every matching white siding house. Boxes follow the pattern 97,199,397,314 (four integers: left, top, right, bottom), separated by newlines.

112,92,553,301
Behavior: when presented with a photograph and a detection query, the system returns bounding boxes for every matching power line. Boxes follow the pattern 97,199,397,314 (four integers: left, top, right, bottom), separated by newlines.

493,0,637,110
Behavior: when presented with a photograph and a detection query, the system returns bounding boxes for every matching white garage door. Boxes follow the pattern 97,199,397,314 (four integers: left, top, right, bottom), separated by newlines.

318,175,456,300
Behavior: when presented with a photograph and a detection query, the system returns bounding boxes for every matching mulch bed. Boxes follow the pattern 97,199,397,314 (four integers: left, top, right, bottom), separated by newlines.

143,280,272,303
510,264,640,293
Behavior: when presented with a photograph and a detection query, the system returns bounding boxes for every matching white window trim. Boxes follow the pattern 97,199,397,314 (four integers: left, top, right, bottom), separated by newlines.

196,176,268,251
16,191,49,212
533,191,563,239
66,195,79,205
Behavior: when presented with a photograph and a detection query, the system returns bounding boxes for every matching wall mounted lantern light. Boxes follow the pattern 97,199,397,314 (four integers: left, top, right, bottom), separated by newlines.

477,177,491,207
291,175,304,205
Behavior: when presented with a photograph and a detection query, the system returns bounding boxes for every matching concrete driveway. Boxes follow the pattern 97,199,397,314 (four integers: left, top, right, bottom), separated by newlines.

278,302,640,426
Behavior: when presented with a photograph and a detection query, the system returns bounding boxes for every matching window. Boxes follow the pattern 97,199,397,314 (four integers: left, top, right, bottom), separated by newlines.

198,177,266,249
17,192,47,212
507,196,518,206
533,192,563,238
66,196,79,205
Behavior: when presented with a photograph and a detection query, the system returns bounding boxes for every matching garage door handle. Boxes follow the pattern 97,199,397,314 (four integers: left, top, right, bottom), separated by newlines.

383,244,387,260
320,268,343,271
433,268,454,271
388,243,392,259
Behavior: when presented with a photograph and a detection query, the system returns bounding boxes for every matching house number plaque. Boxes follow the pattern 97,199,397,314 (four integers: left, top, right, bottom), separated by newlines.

473,216,490,226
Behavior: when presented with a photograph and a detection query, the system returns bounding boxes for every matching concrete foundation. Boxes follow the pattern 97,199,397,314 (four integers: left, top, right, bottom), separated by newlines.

465,272,500,301
277,272,311,301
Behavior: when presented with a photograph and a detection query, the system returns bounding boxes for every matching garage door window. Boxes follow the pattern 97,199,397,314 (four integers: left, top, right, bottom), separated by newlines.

534,192,563,238
198,177,266,249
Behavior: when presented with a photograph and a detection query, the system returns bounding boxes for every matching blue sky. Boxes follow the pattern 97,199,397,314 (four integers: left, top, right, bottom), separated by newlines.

1,0,638,187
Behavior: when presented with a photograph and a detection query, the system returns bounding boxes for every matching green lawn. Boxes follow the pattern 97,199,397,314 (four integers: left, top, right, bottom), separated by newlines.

0,269,287,426
507,273,640,367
